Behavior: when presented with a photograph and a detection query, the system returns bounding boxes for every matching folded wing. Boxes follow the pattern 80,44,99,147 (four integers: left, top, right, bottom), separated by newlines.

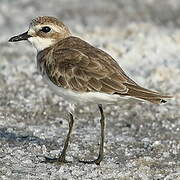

43,39,171,104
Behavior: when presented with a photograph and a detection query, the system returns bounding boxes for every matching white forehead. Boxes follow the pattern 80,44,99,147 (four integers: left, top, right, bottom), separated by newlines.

28,25,55,52
28,24,64,33
27,22,70,52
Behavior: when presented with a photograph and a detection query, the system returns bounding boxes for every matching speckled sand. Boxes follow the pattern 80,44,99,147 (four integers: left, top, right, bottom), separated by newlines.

0,0,180,179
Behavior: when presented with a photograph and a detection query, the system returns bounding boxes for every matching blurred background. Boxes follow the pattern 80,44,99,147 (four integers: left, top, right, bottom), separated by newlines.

1,0,180,35
0,0,180,179
1,0,180,89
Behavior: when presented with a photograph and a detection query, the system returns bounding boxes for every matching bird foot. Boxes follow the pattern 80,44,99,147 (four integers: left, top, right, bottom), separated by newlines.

41,155,71,164
79,159,101,165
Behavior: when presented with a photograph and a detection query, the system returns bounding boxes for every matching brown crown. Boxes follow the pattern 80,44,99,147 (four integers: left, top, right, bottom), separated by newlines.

30,16,67,28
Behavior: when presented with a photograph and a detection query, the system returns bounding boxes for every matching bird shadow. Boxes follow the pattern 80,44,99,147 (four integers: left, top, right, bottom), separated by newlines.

0,127,59,149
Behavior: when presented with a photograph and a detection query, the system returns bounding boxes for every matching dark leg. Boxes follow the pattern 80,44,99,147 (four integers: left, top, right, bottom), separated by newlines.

79,104,105,165
44,113,74,164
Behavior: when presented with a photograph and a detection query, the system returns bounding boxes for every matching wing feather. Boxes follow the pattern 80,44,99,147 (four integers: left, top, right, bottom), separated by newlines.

44,47,128,94
38,36,171,104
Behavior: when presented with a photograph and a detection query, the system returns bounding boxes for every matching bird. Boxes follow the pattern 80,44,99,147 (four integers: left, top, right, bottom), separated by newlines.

9,16,172,165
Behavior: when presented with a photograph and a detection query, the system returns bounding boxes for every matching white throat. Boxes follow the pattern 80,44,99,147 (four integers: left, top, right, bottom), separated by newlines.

28,37,54,51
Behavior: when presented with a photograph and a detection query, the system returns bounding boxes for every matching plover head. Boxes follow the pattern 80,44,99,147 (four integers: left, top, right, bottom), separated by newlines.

9,16,71,51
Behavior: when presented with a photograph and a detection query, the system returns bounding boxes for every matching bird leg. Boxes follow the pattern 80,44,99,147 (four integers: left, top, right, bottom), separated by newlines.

44,113,74,164
79,104,105,165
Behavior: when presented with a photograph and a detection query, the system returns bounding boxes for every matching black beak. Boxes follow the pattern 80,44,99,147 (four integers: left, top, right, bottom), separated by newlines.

9,31,32,42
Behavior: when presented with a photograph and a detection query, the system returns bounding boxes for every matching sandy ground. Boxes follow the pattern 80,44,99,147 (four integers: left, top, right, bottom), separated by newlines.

0,0,180,179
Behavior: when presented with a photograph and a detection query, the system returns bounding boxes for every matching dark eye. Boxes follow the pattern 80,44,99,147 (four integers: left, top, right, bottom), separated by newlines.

41,26,51,33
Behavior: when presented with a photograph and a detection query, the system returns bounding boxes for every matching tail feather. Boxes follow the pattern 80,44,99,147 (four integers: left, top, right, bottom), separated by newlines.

121,83,172,104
